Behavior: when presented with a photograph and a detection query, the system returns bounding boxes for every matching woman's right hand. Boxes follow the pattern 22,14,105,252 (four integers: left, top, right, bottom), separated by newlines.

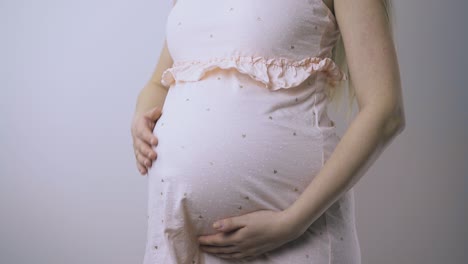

131,106,163,175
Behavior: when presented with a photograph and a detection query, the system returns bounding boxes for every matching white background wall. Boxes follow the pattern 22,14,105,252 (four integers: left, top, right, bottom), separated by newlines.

1,0,466,263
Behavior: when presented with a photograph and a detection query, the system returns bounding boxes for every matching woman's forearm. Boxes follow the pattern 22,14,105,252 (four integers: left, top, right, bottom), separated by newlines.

283,105,405,237
134,83,169,118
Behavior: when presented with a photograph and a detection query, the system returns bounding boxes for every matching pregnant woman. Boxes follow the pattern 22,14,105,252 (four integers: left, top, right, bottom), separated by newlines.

131,0,405,263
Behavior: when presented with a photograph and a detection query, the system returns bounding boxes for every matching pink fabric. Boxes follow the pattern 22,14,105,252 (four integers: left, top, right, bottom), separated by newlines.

143,1,360,263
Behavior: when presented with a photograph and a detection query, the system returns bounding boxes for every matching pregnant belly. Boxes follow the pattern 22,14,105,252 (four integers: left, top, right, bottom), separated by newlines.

146,71,328,236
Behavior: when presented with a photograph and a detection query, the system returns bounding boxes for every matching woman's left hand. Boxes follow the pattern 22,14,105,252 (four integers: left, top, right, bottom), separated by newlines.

197,209,299,260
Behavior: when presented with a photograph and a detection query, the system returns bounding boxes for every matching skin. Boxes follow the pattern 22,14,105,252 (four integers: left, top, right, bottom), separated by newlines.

131,37,172,175
132,0,406,260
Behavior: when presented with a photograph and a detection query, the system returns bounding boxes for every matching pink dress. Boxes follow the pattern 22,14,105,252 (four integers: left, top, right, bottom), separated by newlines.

144,0,361,263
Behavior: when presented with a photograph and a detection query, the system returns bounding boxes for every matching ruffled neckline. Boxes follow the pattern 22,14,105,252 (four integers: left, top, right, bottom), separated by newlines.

161,55,348,91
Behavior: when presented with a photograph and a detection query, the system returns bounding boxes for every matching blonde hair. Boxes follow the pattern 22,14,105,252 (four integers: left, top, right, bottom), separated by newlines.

325,0,394,123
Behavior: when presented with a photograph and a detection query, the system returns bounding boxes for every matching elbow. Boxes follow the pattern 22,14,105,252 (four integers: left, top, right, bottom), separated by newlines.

359,92,407,139
382,105,406,140
397,113,406,133
389,114,406,136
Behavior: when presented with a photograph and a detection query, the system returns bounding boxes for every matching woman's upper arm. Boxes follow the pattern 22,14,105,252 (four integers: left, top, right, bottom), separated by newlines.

145,0,177,90
146,38,174,91
144,0,175,92
334,0,403,117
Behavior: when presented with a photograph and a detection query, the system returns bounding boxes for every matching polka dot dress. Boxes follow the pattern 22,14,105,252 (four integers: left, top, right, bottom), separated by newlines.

143,1,360,263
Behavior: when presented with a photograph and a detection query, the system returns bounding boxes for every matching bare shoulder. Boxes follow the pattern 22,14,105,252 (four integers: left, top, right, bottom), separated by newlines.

334,0,402,113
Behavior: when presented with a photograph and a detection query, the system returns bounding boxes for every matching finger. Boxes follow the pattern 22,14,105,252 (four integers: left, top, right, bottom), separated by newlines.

138,152,153,168
144,106,163,121
135,147,153,168
136,160,147,175
136,138,157,161
199,231,238,247
212,252,243,260
136,123,158,147
199,245,240,254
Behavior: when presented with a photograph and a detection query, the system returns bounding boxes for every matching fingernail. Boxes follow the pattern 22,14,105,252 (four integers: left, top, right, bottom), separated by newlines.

213,221,222,229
